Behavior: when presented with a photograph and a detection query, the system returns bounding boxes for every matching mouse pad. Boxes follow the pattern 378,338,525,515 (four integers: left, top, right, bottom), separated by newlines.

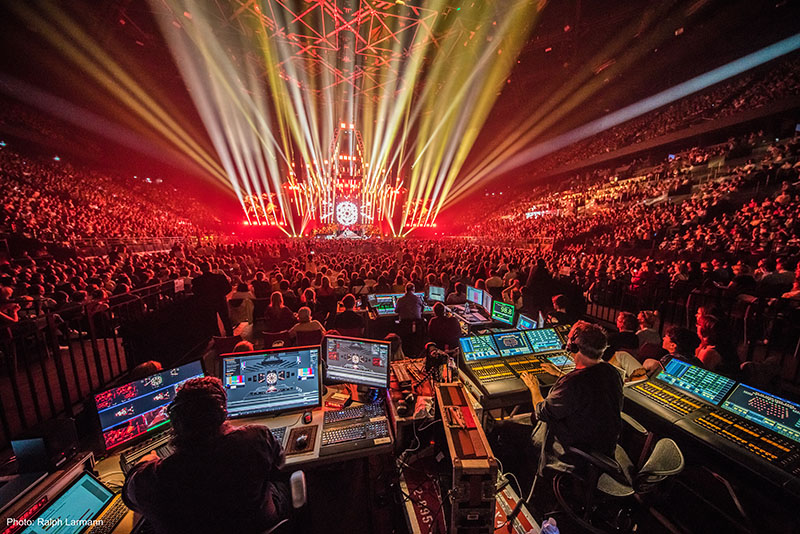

286,426,318,456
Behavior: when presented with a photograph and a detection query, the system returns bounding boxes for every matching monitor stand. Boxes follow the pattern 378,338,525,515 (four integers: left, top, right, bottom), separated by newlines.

348,384,383,404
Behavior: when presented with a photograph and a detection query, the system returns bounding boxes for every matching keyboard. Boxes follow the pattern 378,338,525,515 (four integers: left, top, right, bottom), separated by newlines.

119,433,175,474
270,426,287,445
319,419,392,456
324,403,385,424
85,495,128,534
630,380,705,416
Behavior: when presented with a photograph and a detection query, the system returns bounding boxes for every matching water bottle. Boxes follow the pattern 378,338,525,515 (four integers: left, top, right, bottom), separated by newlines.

540,518,559,534
464,301,470,314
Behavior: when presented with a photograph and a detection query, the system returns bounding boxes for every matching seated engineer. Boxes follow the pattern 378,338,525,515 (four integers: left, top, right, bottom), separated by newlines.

520,321,624,462
428,302,462,350
329,293,366,333
394,282,424,320
123,377,288,534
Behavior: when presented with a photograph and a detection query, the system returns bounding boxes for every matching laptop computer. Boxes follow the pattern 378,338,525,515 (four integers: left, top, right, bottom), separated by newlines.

16,471,129,534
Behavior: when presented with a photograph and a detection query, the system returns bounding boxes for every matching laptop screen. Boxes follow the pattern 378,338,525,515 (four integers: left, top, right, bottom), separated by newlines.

20,472,112,534
94,360,204,451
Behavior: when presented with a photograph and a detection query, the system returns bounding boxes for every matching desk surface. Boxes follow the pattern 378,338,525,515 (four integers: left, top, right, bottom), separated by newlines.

93,386,393,532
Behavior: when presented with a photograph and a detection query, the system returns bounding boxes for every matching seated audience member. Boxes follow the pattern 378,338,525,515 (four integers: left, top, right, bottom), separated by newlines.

123,377,288,534
385,333,406,361
428,302,462,350
519,321,623,464
264,291,297,332
608,312,639,353
636,310,661,347
128,360,163,381
228,283,254,325
782,278,800,299
643,326,703,376
329,294,365,333
548,294,570,324
250,272,271,299
696,315,739,377
288,306,325,341
445,282,468,305
233,340,254,352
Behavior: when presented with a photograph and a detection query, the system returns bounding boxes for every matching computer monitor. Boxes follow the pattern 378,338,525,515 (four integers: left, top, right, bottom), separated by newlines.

492,331,532,357
459,335,500,361
428,285,445,302
481,291,493,312
21,472,113,534
491,300,515,325
466,285,483,305
94,360,204,451
414,292,433,313
221,346,321,418
516,313,536,330
721,383,800,443
324,335,391,388
656,358,737,405
370,293,403,316
524,328,562,354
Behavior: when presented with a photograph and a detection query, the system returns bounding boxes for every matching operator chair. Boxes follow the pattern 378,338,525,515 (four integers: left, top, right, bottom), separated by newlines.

547,414,684,534
263,471,308,534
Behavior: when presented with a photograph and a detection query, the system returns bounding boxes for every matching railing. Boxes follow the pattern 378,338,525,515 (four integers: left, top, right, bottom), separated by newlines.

0,280,190,449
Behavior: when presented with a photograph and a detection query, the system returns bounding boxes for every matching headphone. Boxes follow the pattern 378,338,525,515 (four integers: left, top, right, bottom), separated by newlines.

563,340,581,354
168,390,228,428
396,390,417,417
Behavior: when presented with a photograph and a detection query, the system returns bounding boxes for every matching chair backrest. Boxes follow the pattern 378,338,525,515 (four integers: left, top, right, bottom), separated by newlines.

295,329,323,347
633,438,684,494
336,327,364,338
212,335,242,354
263,330,291,349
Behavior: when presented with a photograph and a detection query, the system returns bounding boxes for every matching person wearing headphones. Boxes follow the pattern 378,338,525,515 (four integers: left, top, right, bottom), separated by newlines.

520,321,623,460
122,377,288,534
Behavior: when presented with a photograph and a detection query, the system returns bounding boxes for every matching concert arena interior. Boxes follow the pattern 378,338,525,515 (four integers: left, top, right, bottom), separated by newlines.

3,1,800,533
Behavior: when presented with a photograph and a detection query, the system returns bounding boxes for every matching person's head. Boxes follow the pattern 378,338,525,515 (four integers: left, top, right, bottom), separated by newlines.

455,282,465,295
697,315,722,345
233,340,254,352
617,312,638,333
638,310,658,330
552,294,567,311
405,282,415,294
128,360,163,381
236,282,249,293
169,377,227,448
270,291,284,308
433,302,446,318
342,294,356,310
566,321,609,361
384,333,402,356
199,262,211,274
255,271,264,281
297,306,312,323
662,326,700,357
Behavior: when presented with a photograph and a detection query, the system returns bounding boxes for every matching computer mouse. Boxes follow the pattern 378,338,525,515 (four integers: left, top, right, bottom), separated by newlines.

303,411,313,424
295,433,309,451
